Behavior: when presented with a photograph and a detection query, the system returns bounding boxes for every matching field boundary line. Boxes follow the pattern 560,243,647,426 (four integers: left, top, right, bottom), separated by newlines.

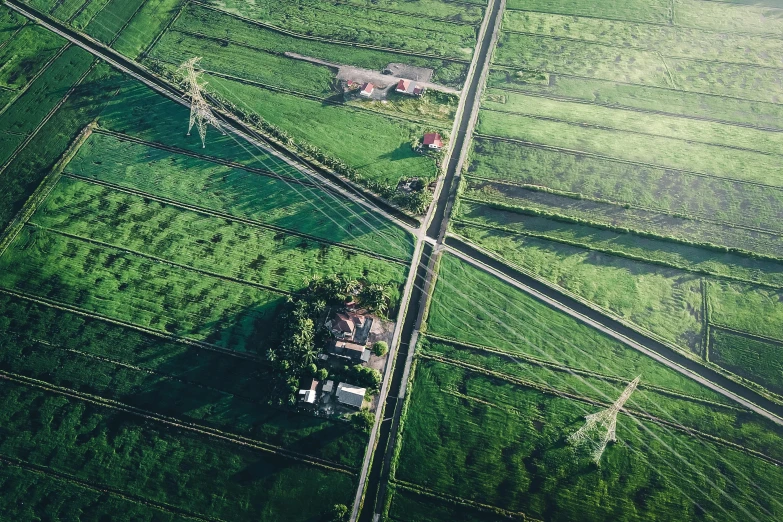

463,174,783,236
138,0,187,58
63,173,411,265
0,369,358,474
79,0,112,28
0,41,70,120
0,21,28,53
0,47,95,177
422,354,783,466
0,286,268,362
487,85,783,133
27,223,293,297
710,324,783,347
0,454,227,522
472,133,783,190
392,480,530,520
443,235,783,415
67,0,93,23
93,128,310,183
701,279,710,360
422,333,745,411
481,106,783,159
186,0,471,64
500,29,783,73
0,119,96,258
450,213,783,291
107,0,149,45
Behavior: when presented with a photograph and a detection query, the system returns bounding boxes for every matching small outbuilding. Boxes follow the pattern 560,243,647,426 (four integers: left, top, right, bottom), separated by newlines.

423,132,443,150
359,82,374,97
329,339,366,361
298,379,319,404
396,79,424,96
322,380,334,394
336,382,366,408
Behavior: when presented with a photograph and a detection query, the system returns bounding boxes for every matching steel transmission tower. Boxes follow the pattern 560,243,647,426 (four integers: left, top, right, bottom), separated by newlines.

568,375,641,464
179,57,224,148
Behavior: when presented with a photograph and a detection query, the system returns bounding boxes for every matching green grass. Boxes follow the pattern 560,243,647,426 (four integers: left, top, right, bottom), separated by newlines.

673,0,783,34
483,89,783,157
33,176,408,306
0,24,64,90
467,138,783,234
710,329,783,396
707,281,783,341
0,62,121,233
427,254,706,392
204,73,442,188
112,0,183,59
459,183,783,259
503,10,783,67
487,69,783,131
0,464,191,522
66,132,415,261
151,30,338,97
71,0,113,30
505,0,671,23
419,337,783,458
0,46,94,166
476,109,783,186
0,380,356,521
0,291,368,466
84,0,146,44
394,359,783,521
0,7,26,46
337,0,484,23
388,485,514,522
154,2,469,87
202,0,477,60
454,198,783,284
51,0,88,20
0,226,285,351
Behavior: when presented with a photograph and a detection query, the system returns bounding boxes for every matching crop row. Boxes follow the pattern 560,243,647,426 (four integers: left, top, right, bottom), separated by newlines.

476,109,783,187
0,378,356,521
394,358,783,521
66,131,415,260
33,176,408,304
459,184,783,261
467,137,783,235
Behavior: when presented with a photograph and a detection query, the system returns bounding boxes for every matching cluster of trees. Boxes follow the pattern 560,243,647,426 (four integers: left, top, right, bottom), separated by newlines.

266,275,389,404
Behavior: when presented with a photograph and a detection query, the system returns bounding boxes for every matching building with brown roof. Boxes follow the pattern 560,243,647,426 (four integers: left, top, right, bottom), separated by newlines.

423,132,443,150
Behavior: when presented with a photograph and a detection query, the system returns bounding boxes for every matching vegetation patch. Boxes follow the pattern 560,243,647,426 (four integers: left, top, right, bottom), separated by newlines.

710,328,783,397
0,24,64,90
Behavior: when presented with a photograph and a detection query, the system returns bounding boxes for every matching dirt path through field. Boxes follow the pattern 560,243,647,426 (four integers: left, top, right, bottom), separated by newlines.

284,52,460,94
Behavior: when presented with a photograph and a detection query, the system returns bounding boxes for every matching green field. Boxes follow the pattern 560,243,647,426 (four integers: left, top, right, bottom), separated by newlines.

505,0,671,23
0,24,64,90
391,358,783,521
710,329,783,397
84,0,146,44
71,0,113,30
111,0,183,59
0,379,355,521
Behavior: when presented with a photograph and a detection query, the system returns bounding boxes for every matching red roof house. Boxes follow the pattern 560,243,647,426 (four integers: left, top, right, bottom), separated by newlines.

332,312,367,339
423,132,443,150
359,82,374,97
396,79,411,93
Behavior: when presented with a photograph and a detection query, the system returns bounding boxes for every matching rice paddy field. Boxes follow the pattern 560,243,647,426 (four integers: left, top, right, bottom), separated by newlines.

0,2,416,515
452,0,783,400
385,254,783,521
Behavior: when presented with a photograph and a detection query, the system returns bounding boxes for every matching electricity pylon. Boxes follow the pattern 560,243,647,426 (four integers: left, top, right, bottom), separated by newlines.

569,375,641,464
179,57,224,148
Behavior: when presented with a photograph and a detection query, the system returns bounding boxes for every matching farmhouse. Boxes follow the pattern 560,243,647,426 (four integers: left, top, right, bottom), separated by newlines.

328,339,372,362
336,382,366,408
395,79,424,96
359,82,374,97
423,132,443,150
329,311,368,342
298,378,319,404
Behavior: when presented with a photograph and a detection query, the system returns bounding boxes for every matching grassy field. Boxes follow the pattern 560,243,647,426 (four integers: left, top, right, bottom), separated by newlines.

505,0,671,23
0,379,356,521
707,281,783,341
0,25,64,90
201,0,478,60
710,329,783,397
673,0,783,34
392,358,783,521
337,0,485,23
111,0,183,59
84,0,146,44
0,62,120,233
66,132,415,261
466,138,783,235
71,0,113,30
0,46,93,166
33,176,408,305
